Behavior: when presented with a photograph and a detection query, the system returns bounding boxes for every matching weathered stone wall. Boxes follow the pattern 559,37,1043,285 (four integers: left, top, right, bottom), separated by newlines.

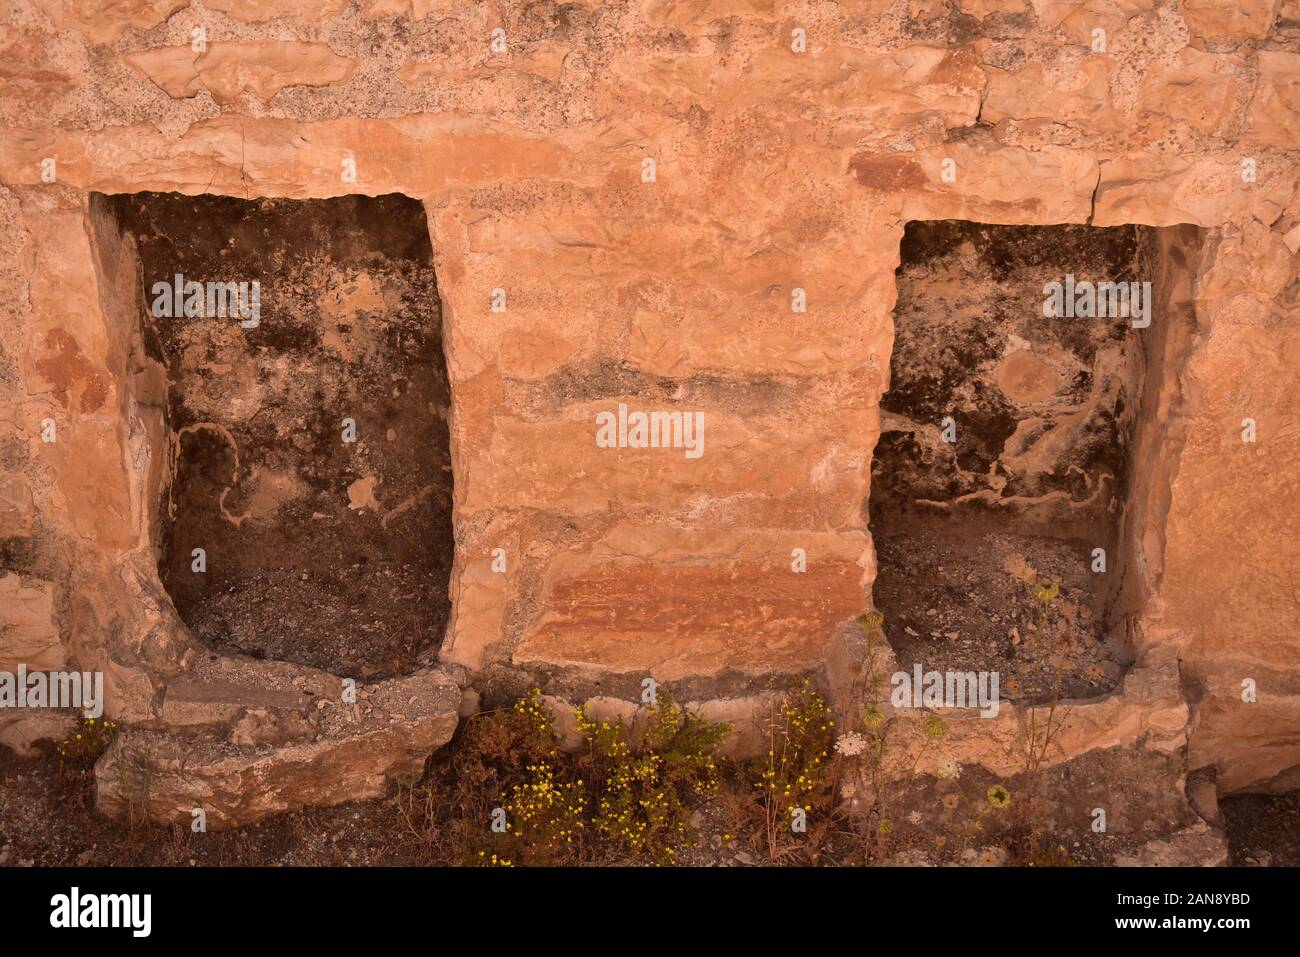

0,0,1297,820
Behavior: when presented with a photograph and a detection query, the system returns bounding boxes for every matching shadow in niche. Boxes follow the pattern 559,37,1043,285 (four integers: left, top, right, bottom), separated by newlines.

868,220,1194,703
104,192,453,680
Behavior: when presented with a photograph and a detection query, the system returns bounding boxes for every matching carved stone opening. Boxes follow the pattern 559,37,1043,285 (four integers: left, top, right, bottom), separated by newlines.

869,220,1202,703
105,193,453,680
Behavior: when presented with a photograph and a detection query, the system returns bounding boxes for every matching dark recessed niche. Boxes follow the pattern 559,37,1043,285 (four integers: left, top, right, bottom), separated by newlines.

869,220,1173,702
107,193,453,679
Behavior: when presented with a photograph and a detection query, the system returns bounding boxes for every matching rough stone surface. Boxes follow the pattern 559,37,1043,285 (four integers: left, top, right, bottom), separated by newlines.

858,632,1191,780
95,667,460,828
0,1,1296,825
545,690,779,758
1114,822,1231,867
124,42,356,104
0,574,64,672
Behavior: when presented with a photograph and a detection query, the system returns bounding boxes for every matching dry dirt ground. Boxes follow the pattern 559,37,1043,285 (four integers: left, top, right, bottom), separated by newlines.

872,518,1126,702
1219,793,1300,868
2,741,1292,868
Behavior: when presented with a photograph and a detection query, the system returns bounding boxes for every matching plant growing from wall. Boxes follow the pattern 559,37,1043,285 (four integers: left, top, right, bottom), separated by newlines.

56,715,118,777
399,689,731,866
742,681,837,862
576,691,728,865
116,743,156,832
1009,577,1073,865
837,611,949,863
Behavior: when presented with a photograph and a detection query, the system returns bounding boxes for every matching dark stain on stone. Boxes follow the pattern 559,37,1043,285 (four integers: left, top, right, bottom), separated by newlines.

35,329,108,412
504,357,795,418
850,154,929,192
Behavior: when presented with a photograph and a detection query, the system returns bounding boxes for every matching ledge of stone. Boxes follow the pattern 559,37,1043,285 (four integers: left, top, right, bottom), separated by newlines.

95,667,461,828
1114,822,1230,867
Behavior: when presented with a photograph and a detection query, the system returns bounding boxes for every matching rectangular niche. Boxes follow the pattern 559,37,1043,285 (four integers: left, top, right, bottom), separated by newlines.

100,193,453,680
869,220,1201,703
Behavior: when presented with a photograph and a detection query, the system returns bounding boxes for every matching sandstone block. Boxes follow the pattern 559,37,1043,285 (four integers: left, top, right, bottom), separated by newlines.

1245,52,1300,149
0,712,77,756
1114,822,1230,867
95,668,461,828
0,475,35,538
1181,0,1280,38
515,526,869,681
982,56,1118,131
852,143,1098,224
124,42,357,105
0,574,64,672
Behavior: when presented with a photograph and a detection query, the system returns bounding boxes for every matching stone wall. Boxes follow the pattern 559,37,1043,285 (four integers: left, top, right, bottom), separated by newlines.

0,0,1297,824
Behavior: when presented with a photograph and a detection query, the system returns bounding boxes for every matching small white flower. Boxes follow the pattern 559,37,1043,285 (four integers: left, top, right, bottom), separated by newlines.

835,732,868,757
936,758,961,780
908,810,923,825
